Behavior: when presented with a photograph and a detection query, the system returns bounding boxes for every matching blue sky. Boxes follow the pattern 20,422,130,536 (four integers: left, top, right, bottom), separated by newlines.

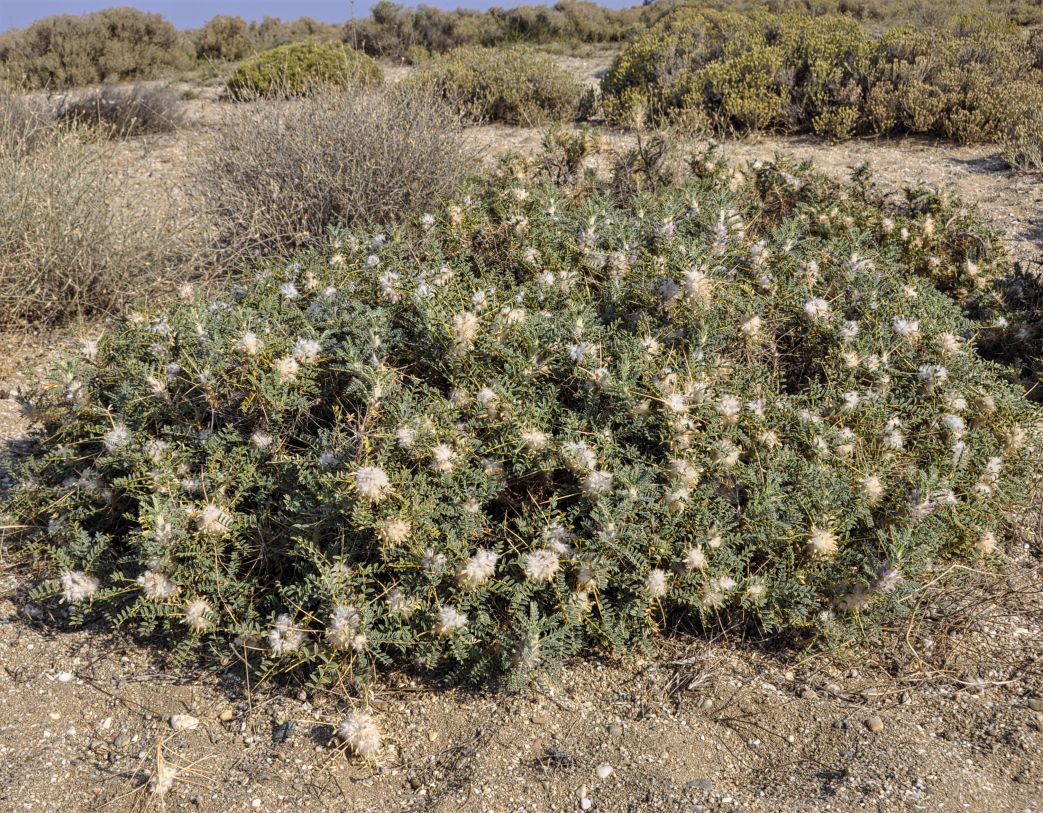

0,0,636,31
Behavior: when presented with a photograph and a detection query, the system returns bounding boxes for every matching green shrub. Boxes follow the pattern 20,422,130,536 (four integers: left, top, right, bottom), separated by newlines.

413,45,584,124
1000,104,1043,172
968,264,1043,400
0,8,191,90
601,7,1043,144
199,84,473,260
56,84,183,137
3,144,1037,687
225,41,383,100
196,15,252,61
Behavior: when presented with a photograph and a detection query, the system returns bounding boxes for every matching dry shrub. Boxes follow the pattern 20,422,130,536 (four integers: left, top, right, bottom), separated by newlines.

56,84,183,138
0,91,184,327
199,83,474,259
0,88,49,153
0,8,191,90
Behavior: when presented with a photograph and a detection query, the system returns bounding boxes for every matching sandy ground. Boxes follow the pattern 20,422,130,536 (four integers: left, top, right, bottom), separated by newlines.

2,53,1042,813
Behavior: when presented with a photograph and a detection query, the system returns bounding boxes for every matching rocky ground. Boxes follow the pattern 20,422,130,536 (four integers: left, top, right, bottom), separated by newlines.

1,53,1042,813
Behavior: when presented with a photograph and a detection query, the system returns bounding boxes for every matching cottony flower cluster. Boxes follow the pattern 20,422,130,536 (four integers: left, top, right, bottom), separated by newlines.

2,147,1036,687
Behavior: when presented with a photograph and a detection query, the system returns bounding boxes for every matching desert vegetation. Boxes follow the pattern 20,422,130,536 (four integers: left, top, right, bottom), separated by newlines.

0,9,1042,789
3,134,1040,689
599,8,1043,148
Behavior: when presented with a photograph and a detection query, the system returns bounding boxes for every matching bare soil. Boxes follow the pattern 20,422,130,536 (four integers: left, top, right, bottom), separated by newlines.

2,54,1042,813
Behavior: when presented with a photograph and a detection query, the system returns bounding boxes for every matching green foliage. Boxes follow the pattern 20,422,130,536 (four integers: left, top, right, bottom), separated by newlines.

0,8,192,90
999,104,1043,173
195,15,252,61
343,1,646,58
225,41,383,100
4,144,1038,687
412,45,584,125
600,7,1043,144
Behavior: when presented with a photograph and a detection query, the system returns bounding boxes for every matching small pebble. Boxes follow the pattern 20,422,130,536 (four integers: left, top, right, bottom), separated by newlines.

866,715,884,733
219,709,235,722
595,764,614,780
800,687,818,700
1027,698,1043,712
608,723,623,737
114,734,130,748
170,714,199,731
56,672,73,683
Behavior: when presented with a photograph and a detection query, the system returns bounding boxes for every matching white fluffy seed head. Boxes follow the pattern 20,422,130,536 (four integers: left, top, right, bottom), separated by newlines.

60,570,99,603
683,546,707,571
197,503,232,538
806,526,838,558
522,549,561,584
353,466,391,502
803,298,830,322
184,598,213,633
452,310,480,352
429,443,455,473
292,337,322,363
974,531,997,556
378,518,411,545
325,606,363,651
434,605,468,635
861,475,885,505
581,470,614,498
457,549,499,590
337,712,382,758
236,331,262,356
521,429,549,452
645,568,669,599
275,355,299,382
268,613,306,655
137,570,177,600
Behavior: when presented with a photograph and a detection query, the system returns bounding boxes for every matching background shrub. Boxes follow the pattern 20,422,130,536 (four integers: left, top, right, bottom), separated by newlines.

199,83,473,260
0,104,184,327
56,84,183,137
225,41,383,100
3,144,1036,688
413,45,584,124
600,7,1043,145
0,8,191,90
999,104,1043,172
195,15,252,61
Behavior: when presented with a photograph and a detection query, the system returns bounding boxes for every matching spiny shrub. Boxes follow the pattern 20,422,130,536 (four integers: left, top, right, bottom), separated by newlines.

0,8,191,90
3,144,1037,687
225,41,383,100
600,8,1043,143
965,263,1043,400
199,84,473,261
412,45,584,125
0,119,180,327
57,84,183,137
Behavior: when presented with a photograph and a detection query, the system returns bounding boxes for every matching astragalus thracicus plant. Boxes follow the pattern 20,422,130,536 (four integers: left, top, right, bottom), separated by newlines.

2,143,1037,688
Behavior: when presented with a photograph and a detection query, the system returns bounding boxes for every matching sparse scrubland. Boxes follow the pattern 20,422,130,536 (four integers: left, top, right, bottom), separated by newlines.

0,5,1041,809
